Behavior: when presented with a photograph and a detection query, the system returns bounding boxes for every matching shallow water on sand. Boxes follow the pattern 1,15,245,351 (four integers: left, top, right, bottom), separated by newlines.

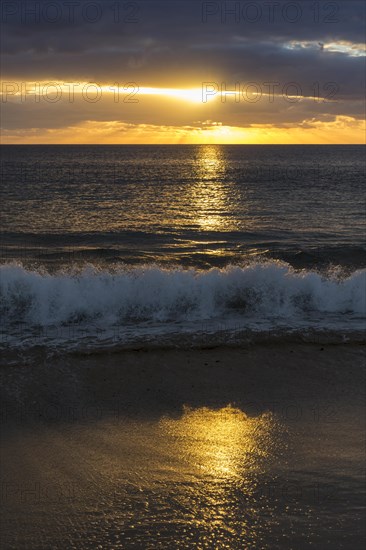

1,346,365,549
1,406,364,549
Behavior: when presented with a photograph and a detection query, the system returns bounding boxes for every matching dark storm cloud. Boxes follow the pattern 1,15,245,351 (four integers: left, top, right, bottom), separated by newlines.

1,1,364,76
1,0,365,127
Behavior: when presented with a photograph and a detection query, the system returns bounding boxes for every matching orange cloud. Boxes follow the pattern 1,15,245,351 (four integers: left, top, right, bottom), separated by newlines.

1,116,365,145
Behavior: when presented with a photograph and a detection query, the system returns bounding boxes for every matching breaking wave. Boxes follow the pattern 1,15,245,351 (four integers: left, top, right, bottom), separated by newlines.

1,261,365,327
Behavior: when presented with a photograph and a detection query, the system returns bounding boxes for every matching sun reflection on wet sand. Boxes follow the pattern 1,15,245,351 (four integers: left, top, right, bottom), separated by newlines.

159,406,285,547
160,406,278,481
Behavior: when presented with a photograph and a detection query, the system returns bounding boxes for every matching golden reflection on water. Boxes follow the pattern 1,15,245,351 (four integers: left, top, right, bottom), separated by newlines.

159,406,282,548
160,406,279,484
189,146,230,231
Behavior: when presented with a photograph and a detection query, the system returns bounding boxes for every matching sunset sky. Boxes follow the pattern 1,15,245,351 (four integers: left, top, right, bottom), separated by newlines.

1,0,365,144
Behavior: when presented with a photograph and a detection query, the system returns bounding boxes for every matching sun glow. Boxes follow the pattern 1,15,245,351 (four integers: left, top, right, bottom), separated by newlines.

0,81,210,102
0,81,218,103
1,80,365,144
138,86,206,102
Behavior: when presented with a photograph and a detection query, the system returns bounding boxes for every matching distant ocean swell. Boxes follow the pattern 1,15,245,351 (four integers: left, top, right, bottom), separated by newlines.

1,261,365,326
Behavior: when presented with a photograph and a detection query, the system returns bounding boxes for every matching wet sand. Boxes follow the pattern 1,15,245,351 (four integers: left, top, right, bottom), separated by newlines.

1,344,365,549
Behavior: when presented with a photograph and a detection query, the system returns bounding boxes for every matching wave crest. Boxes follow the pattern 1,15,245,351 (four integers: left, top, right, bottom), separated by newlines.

1,262,365,326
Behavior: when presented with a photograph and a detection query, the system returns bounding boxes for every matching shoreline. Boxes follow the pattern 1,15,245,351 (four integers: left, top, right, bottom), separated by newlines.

1,343,365,425
1,344,365,549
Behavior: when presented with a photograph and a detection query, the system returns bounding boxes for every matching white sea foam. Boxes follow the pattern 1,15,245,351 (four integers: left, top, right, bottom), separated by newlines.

1,262,365,328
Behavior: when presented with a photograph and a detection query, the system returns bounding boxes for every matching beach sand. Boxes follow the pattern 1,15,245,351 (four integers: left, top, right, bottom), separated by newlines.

1,344,365,549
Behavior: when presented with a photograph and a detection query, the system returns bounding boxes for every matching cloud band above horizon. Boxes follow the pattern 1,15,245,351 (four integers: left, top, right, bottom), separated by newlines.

1,0,365,143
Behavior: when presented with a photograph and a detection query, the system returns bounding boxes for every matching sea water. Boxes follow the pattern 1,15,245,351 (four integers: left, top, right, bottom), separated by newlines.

1,144,365,357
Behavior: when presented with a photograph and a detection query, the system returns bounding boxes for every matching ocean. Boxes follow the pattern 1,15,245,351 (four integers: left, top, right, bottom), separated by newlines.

1,144,365,359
